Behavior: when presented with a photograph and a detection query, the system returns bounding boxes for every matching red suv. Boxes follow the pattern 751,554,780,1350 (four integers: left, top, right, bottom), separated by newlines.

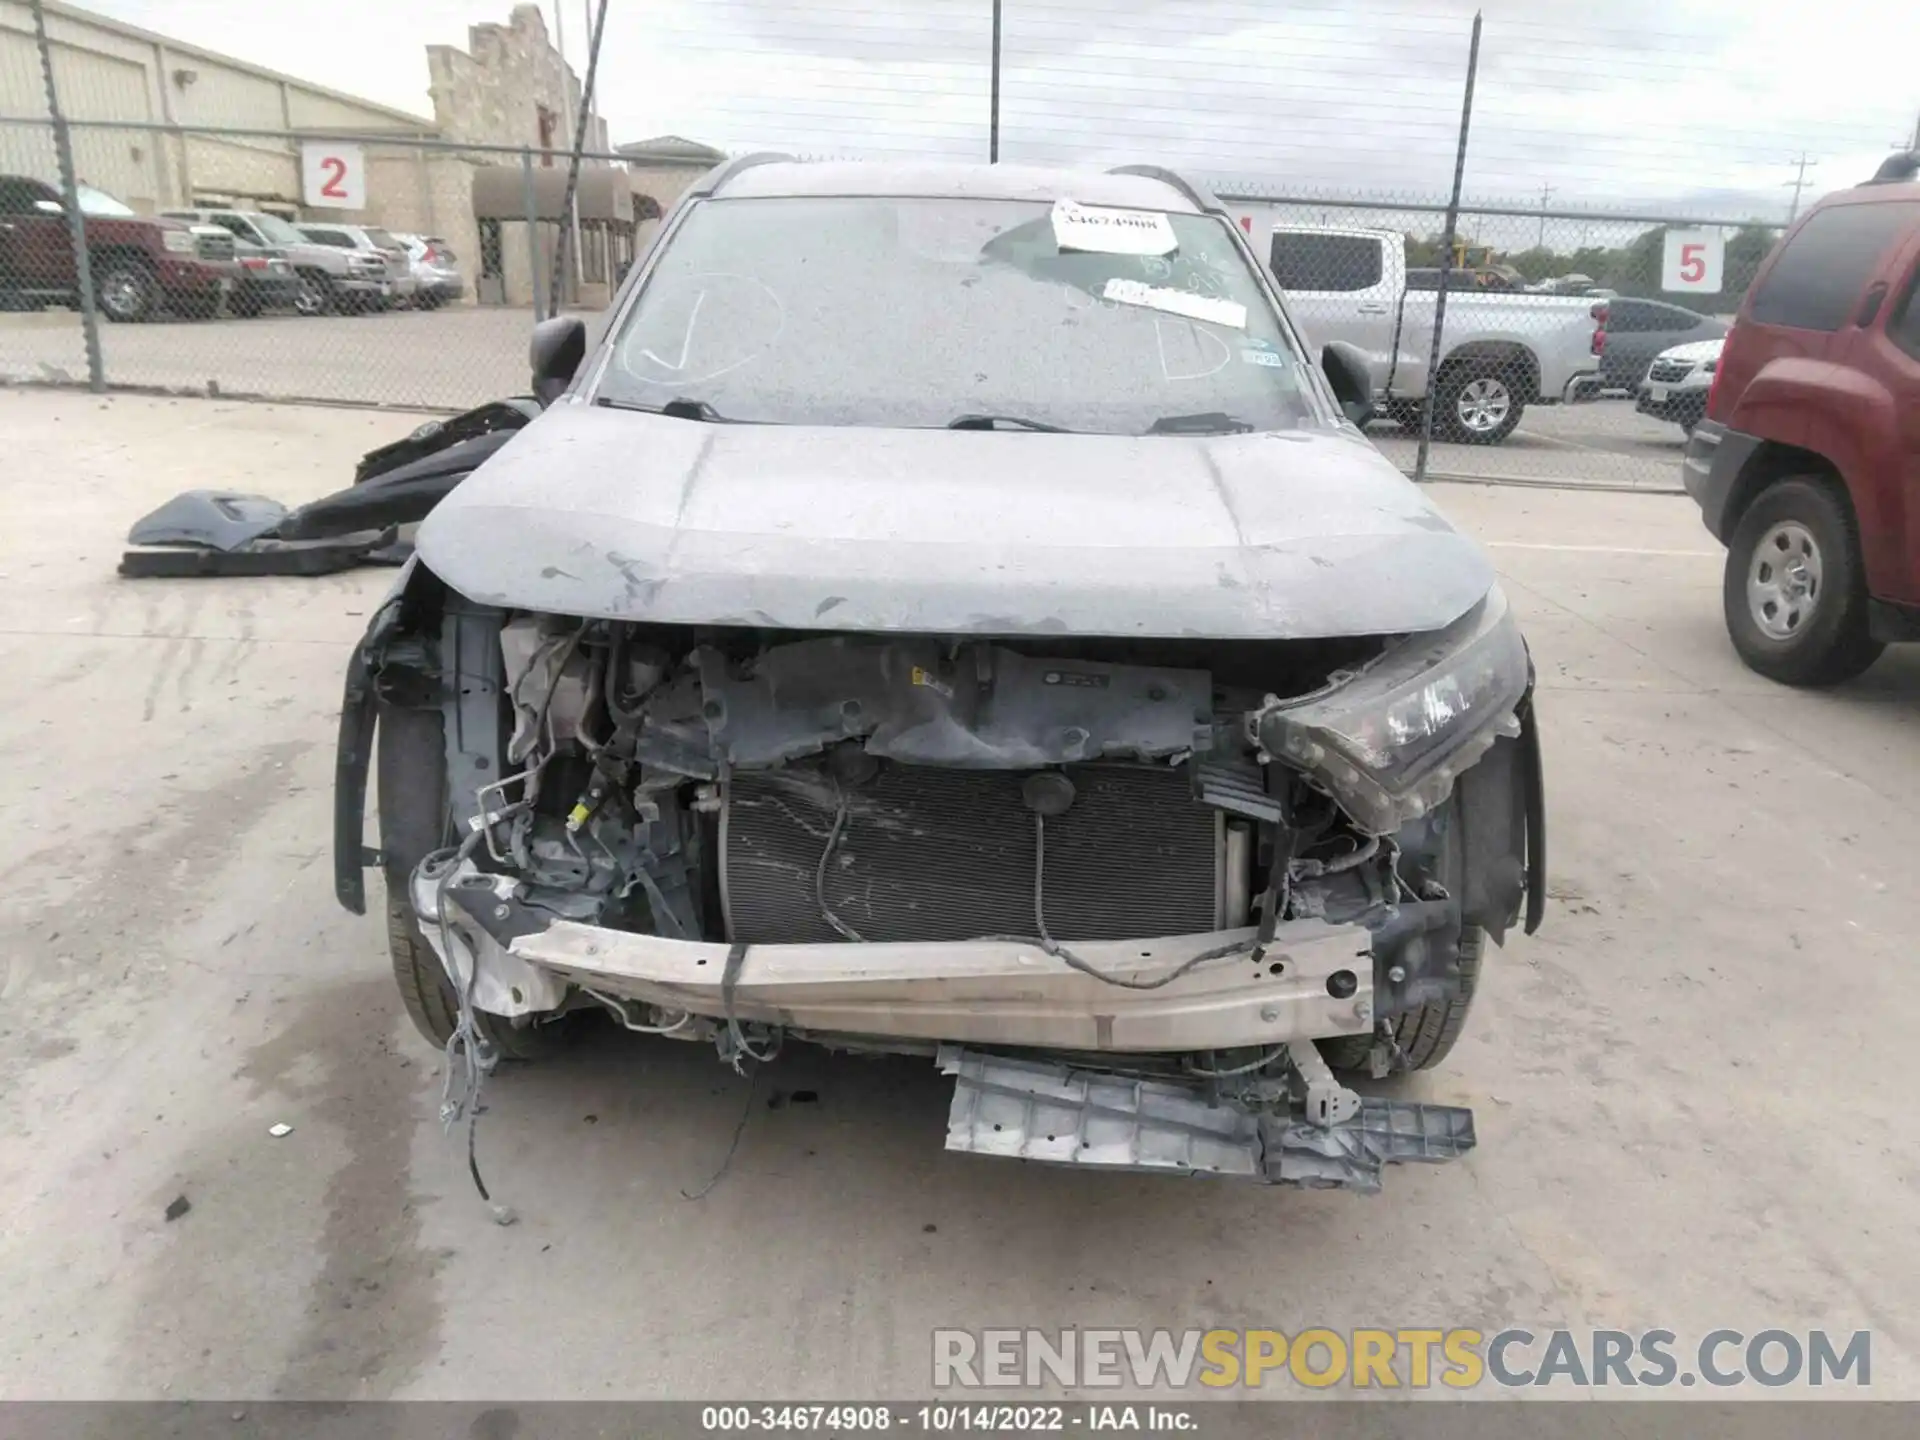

1684,151,1920,685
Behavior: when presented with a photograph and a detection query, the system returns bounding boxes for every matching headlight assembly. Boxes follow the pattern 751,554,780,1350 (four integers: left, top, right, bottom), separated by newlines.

1253,587,1532,834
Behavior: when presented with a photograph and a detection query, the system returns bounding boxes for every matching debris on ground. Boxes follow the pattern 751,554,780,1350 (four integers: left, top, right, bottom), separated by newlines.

164,1194,191,1222
117,396,540,579
267,1122,293,1138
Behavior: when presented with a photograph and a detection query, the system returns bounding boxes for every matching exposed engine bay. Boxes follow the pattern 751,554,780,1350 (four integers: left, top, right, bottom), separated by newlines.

336,565,1544,1192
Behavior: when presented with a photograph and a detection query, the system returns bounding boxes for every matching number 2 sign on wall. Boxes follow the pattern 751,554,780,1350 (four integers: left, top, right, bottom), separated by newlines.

301,141,366,210
1661,228,1725,294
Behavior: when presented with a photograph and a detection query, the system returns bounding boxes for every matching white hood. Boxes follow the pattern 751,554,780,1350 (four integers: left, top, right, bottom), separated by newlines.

416,403,1497,640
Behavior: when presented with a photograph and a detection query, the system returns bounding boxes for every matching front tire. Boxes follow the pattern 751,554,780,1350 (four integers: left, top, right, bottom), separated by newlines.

377,702,570,1060
1723,477,1883,687
1433,364,1525,444
1321,926,1485,1075
94,256,157,322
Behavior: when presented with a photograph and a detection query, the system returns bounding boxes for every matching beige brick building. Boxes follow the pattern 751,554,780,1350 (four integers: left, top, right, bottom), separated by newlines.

0,1,703,309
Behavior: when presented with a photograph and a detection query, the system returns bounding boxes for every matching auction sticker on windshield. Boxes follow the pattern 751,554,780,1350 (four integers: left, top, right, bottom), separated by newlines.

1052,199,1179,255
1102,277,1247,329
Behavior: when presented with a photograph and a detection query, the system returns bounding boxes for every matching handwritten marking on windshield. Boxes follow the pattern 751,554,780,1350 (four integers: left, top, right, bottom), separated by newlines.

1154,317,1231,381
618,271,787,388
638,287,705,371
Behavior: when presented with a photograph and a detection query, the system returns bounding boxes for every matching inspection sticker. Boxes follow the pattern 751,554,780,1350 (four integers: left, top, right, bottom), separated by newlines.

1052,199,1179,256
1241,347,1285,367
1102,277,1247,329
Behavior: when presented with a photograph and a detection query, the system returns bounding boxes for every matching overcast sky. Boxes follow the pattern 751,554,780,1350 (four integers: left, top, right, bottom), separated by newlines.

82,0,1920,218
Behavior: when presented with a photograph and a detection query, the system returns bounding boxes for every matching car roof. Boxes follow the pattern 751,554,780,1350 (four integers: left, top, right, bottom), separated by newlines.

712,160,1207,213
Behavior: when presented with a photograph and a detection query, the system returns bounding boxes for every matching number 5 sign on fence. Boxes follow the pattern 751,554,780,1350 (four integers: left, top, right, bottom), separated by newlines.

1661,228,1724,293
301,142,365,209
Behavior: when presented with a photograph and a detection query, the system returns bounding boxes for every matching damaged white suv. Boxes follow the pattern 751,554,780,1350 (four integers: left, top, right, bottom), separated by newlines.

334,159,1545,1192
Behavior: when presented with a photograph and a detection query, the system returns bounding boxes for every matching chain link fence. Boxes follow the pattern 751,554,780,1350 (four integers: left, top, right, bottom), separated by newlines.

5,0,1897,491
0,116,653,409
1210,189,1780,486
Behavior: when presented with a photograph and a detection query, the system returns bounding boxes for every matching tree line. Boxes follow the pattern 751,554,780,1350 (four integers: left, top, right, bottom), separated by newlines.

1407,222,1783,311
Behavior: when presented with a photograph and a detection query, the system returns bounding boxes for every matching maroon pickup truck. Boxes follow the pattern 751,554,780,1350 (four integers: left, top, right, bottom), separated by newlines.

1683,150,1920,685
0,175,235,321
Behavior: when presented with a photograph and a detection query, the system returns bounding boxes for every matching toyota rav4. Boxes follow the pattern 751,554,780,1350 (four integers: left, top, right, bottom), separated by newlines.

334,159,1546,1192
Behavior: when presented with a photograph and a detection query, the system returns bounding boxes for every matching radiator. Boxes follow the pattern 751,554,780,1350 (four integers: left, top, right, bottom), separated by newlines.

721,762,1222,944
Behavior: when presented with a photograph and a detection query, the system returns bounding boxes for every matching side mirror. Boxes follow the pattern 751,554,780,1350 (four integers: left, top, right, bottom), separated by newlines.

1321,342,1374,424
529,315,587,406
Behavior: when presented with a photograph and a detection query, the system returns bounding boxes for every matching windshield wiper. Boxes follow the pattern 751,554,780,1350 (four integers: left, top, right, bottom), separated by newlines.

947,413,1069,433
597,396,733,422
1145,412,1258,435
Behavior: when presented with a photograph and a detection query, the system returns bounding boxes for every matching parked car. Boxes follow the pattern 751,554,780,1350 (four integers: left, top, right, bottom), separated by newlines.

159,207,302,317
295,223,416,310
163,207,381,316
1635,336,1722,433
1684,149,1920,686
0,175,233,321
333,159,1545,1193
392,233,464,308
1262,225,1606,443
1598,297,1727,391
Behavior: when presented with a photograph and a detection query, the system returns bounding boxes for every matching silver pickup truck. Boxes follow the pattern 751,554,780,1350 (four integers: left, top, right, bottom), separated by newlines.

1254,224,1606,444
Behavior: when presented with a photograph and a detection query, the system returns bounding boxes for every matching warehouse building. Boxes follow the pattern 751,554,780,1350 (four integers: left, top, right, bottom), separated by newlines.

0,1,711,308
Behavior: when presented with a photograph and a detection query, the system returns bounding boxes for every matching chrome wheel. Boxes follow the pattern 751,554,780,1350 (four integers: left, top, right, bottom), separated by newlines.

294,274,327,316
1454,376,1512,434
98,267,147,320
1746,521,1823,640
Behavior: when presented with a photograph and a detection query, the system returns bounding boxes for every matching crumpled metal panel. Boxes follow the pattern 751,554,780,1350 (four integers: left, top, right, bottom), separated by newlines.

1260,1099,1476,1193
410,858,570,1018
940,1047,1262,1177
939,1046,1475,1192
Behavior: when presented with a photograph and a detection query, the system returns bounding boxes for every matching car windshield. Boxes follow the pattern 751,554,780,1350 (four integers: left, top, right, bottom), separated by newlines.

362,228,401,250
597,195,1319,434
75,184,136,217
250,213,306,245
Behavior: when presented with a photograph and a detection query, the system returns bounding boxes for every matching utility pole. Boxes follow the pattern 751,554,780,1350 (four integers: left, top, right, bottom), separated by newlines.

1784,153,1817,222
1536,181,1554,249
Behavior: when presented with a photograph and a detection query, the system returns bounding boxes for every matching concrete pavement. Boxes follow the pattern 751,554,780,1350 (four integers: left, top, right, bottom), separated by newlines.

1,390,1916,1401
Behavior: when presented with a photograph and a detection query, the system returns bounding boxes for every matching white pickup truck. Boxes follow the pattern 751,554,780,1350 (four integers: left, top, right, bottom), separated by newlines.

1254,224,1607,444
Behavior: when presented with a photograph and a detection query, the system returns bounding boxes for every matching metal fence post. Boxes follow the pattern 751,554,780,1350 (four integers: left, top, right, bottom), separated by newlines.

521,146,546,323
989,0,1003,162
1414,9,1483,484
30,0,104,392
